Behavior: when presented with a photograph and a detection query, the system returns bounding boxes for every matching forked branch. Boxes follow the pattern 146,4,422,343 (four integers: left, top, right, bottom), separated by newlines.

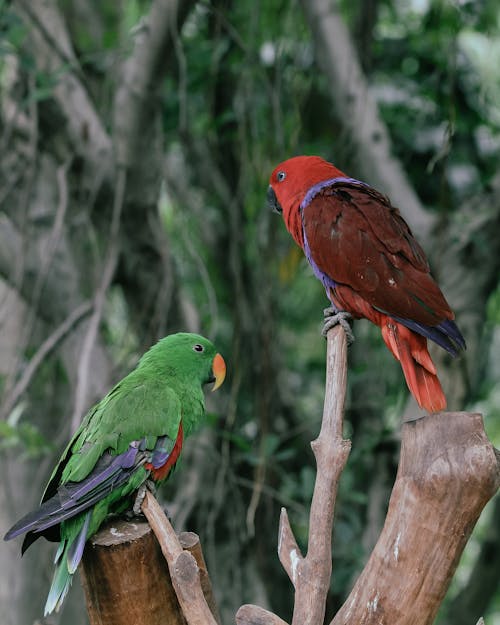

236,326,500,625
237,325,351,625
279,326,351,625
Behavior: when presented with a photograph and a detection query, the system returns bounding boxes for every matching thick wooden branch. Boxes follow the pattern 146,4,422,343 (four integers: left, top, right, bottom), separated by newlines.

330,411,500,625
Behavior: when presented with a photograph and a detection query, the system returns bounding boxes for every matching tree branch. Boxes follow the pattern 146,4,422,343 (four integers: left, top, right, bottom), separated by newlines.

113,0,197,170
283,327,351,625
141,491,219,625
108,0,197,346
238,325,351,625
0,300,92,420
0,212,76,325
14,0,112,177
178,531,222,624
70,169,126,432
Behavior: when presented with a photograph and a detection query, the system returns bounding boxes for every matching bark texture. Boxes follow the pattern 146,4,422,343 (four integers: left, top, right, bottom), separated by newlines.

81,518,185,625
331,412,500,625
80,512,222,625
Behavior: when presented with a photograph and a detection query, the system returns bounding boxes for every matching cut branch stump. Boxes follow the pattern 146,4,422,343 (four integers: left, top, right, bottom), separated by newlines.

236,604,289,625
80,505,221,625
80,517,185,625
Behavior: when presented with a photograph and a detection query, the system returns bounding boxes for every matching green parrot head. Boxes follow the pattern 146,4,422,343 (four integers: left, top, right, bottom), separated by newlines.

137,332,226,390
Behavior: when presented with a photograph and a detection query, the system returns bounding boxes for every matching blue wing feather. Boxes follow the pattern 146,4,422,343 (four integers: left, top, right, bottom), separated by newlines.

4,442,146,541
388,314,466,356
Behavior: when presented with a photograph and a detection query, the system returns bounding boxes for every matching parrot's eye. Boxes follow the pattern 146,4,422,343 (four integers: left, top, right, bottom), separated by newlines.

276,171,286,182
193,344,204,353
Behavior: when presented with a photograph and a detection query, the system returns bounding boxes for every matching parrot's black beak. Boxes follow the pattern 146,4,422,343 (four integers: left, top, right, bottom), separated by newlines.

267,186,282,214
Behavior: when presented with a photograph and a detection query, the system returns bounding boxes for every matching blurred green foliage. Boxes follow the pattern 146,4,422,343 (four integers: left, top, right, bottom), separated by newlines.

1,0,499,623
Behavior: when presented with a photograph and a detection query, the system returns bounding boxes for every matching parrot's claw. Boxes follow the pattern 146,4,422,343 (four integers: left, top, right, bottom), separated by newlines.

132,479,156,516
322,309,355,345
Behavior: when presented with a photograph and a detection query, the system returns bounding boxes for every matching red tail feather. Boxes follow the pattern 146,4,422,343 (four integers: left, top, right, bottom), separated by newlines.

380,317,446,413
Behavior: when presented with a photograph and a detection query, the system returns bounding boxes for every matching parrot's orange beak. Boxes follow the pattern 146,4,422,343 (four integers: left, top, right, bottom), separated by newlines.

211,353,226,391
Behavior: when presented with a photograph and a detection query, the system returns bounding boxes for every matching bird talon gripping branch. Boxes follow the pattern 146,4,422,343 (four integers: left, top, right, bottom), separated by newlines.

322,310,355,345
132,479,156,516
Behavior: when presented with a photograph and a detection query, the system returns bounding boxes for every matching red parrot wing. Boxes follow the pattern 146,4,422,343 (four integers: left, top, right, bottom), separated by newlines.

302,182,453,324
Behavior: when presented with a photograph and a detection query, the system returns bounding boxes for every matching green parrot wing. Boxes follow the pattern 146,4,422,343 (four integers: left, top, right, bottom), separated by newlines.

42,373,183,502
40,402,101,503
6,375,185,544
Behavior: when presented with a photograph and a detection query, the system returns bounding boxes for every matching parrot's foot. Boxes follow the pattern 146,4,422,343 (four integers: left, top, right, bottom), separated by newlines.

132,480,156,516
322,308,355,345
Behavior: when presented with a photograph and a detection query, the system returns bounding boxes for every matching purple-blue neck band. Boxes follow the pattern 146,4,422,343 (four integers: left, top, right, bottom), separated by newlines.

300,176,367,210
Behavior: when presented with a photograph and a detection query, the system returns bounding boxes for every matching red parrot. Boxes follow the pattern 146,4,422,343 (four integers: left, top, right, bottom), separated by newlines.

267,155,465,413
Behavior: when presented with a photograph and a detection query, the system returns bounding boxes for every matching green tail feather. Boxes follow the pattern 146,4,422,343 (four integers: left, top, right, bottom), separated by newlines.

44,511,91,615
44,546,73,616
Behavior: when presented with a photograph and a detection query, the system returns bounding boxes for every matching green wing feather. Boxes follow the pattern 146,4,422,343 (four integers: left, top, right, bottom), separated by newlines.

42,369,186,502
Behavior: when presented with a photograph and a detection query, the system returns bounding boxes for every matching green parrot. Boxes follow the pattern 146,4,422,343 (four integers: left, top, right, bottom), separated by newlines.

4,332,226,615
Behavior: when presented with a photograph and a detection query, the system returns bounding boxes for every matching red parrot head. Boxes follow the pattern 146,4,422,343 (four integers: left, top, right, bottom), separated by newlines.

267,155,346,247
